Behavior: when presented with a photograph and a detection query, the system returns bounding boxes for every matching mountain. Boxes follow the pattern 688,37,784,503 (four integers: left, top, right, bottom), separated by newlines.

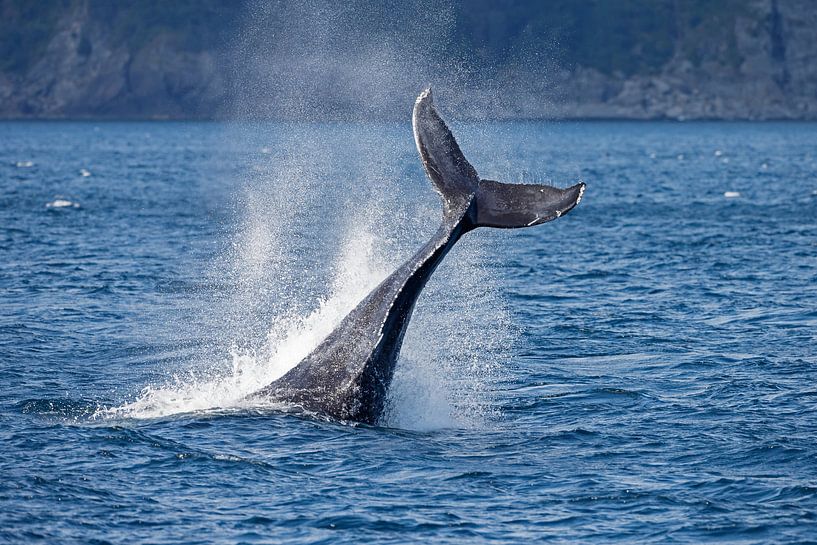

1,0,815,120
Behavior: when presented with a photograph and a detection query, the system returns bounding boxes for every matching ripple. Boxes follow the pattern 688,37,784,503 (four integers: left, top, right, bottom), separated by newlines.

3,120,817,544
17,398,103,419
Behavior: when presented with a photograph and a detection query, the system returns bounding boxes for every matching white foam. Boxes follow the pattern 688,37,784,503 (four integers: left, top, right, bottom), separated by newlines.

15,160,33,168
101,225,389,421
724,191,741,198
46,199,79,208
385,355,456,430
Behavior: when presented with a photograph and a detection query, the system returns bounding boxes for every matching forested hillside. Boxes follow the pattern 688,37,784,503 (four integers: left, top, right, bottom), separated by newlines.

0,0,814,119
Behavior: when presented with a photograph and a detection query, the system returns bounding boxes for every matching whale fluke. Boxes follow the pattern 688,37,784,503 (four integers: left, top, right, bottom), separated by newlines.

413,88,585,229
412,88,480,218
473,179,585,228
254,88,586,424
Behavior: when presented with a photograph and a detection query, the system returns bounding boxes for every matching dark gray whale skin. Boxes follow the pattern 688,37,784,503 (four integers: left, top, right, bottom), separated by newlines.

255,89,585,424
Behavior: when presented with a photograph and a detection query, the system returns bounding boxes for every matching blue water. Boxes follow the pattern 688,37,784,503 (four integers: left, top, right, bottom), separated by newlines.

2,120,816,543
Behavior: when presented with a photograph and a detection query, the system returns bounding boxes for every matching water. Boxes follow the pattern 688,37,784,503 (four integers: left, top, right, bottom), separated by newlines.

1,120,816,543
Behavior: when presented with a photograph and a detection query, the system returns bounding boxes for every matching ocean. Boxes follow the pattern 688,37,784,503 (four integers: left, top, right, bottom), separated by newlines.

1,120,816,543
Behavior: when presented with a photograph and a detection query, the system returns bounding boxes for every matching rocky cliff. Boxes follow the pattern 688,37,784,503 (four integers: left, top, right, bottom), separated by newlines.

549,0,817,119
1,0,815,120
0,0,231,118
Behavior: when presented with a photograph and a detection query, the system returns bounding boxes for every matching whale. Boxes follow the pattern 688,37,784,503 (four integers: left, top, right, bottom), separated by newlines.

255,88,585,424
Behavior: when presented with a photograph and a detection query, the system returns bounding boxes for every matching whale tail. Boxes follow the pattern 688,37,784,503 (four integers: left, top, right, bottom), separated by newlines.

412,88,585,229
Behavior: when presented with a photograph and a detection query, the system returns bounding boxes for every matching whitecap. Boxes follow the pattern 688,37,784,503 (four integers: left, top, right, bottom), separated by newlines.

723,191,741,198
46,199,79,208
15,160,33,168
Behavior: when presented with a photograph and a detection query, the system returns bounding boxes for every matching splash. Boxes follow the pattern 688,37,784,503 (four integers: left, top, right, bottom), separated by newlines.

385,232,514,430
103,1,517,429
103,133,512,427
105,228,510,428
102,223,391,420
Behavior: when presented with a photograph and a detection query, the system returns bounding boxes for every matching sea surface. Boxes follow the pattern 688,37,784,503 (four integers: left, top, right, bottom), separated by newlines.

1,119,816,544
